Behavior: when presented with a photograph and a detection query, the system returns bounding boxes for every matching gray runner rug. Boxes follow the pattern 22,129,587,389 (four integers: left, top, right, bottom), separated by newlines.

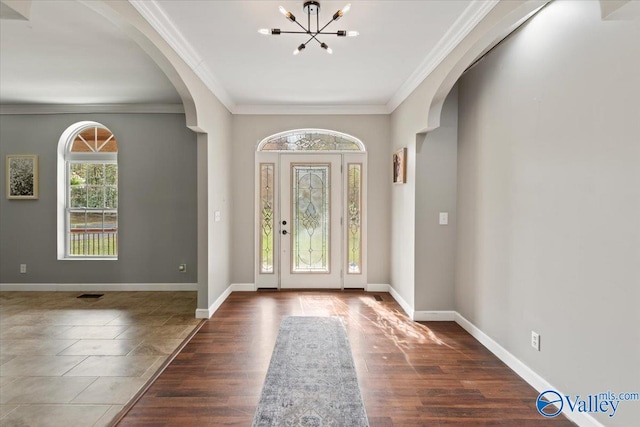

252,316,369,427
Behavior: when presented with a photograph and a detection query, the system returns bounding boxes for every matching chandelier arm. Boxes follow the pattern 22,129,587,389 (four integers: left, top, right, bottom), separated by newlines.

291,19,309,33
279,31,315,34
309,35,323,46
306,35,322,46
317,19,337,34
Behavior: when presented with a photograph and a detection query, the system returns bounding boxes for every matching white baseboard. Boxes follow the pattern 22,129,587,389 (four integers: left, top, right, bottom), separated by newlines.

454,313,603,427
195,284,233,319
0,283,197,292
387,285,414,320
413,310,456,321
365,283,391,292
384,287,456,321
230,283,256,291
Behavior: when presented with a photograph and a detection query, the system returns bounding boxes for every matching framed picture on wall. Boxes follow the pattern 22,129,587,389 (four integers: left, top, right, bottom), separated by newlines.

6,154,39,200
393,147,406,184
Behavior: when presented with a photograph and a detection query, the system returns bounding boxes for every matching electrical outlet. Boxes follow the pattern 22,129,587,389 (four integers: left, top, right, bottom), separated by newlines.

531,331,540,351
178,264,187,273
20,264,27,274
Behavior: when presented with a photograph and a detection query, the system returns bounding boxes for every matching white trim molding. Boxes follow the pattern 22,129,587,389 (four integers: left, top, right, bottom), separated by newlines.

194,284,255,319
0,103,185,115
195,285,232,319
454,313,604,427
387,0,500,112
381,288,603,427
384,285,457,321
128,0,501,116
233,104,389,116
413,310,456,321
129,0,235,112
0,283,197,291
387,285,415,320
230,283,256,292
365,283,391,292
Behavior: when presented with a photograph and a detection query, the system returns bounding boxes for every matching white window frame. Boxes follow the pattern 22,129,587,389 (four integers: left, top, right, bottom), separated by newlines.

57,121,118,260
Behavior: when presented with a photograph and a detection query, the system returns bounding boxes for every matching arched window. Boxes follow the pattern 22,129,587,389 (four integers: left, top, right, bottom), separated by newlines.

57,122,118,259
257,129,365,152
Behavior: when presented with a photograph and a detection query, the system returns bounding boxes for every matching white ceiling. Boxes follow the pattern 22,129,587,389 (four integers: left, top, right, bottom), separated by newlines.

0,0,180,105
0,0,498,113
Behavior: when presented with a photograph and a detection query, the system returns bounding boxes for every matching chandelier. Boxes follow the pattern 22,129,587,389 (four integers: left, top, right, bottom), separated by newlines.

259,1,359,55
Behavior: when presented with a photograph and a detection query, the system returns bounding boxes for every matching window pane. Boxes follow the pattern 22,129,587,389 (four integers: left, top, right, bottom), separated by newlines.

105,187,118,209
105,164,117,185
104,212,118,230
261,131,361,151
87,164,105,185
87,187,104,208
103,212,118,256
347,164,362,274
292,164,330,273
260,163,274,274
70,186,86,208
70,211,87,230
86,212,103,230
70,163,87,185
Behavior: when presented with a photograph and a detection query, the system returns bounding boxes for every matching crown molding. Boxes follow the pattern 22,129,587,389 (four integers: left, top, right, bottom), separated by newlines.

387,0,500,112
0,103,185,115
129,0,236,112
232,103,390,115
128,0,498,116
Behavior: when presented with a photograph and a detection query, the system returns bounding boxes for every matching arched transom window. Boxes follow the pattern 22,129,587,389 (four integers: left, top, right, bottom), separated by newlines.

257,129,365,152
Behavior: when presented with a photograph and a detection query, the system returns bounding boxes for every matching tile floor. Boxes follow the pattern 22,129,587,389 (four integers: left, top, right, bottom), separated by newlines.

0,291,201,427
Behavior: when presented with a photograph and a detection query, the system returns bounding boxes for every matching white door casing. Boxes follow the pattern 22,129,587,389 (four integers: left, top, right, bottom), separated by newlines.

255,129,367,289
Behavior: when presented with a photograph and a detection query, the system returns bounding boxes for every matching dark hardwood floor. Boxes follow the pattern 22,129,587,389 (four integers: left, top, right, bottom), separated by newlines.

117,291,574,426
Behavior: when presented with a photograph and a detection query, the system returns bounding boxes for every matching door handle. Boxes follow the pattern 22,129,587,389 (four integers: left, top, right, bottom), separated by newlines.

282,230,288,235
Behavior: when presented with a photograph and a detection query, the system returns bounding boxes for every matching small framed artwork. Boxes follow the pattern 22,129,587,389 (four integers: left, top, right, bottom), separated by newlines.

393,147,406,184
6,154,39,200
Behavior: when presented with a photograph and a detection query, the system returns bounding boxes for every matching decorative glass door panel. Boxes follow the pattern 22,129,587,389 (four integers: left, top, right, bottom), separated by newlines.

291,165,330,273
280,155,341,288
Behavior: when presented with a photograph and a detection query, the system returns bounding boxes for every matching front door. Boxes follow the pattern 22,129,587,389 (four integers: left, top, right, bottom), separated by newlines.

280,154,342,288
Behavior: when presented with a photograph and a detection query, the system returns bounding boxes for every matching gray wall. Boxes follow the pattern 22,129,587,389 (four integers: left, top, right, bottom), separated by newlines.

230,115,391,285
456,1,639,425
0,113,197,284
415,87,457,311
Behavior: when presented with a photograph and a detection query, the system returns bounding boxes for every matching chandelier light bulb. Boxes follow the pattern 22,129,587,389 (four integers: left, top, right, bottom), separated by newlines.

293,43,306,55
279,5,288,16
258,28,270,35
347,30,359,37
342,3,351,15
321,42,333,54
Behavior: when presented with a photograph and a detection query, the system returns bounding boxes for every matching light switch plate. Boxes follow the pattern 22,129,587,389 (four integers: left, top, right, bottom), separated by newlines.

439,212,449,225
